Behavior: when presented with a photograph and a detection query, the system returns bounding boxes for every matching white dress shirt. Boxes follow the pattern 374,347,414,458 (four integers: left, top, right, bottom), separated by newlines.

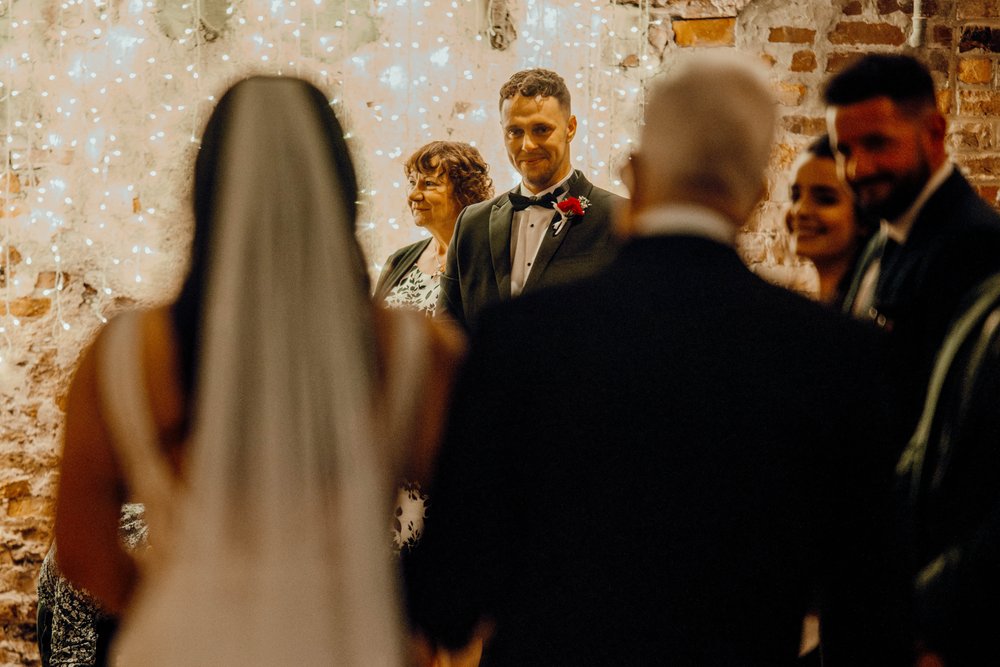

851,161,954,317
509,173,573,297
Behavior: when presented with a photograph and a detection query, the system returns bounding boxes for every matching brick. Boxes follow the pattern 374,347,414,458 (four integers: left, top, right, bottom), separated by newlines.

774,81,808,106
948,121,994,150
34,272,59,290
4,298,51,319
1,480,30,500
958,155,1000,178
959,89,1000,115
790,50,817,72
976,185,1000,207
648,24,669,53
829,21,906,46
782,115,827,136
6,496,49,518
926,50,950,76
959,58,994,84
826,51,866,73
0,245,22,269
933,24,953,48
960,26,1000,53
882,0,940,12
957,0,1000,19
760,53,778,68
0,172,21,197
629,0,746,18
673,18,736,47
768,26,815,44
843,1,863,15
937,89,953,114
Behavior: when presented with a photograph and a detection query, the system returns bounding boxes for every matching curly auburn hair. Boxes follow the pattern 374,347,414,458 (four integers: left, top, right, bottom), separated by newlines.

404,141,494,208
497,68,571,114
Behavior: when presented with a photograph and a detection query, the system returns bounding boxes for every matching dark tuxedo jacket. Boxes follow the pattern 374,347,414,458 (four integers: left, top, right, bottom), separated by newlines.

372,238,432,304
863,168,1000,428
437,169,621,329
409,233,910,666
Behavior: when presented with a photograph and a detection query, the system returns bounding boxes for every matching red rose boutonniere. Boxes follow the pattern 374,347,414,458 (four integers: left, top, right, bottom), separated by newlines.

551,196,590,236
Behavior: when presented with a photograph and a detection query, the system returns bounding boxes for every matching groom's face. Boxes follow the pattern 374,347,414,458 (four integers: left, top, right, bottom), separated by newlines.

501,94,577,194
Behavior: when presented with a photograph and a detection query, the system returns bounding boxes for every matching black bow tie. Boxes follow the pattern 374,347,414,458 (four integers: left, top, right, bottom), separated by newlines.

508,189,563,212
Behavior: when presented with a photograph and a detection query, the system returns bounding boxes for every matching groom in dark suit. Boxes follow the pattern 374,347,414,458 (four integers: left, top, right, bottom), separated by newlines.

409,54,909,666
437,68,621,329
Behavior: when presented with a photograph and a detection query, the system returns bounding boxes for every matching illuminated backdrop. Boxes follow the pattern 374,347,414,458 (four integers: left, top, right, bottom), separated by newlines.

0,0,655,354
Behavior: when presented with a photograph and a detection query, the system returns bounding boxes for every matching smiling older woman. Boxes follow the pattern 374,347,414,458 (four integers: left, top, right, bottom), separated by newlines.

374,141,493,316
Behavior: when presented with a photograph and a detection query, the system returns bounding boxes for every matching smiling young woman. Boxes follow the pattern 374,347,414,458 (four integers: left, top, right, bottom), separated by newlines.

786,135,878,307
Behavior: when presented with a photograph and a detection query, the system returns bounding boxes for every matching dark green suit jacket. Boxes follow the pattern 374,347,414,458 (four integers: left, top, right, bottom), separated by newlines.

438,170,622,329
373,237,432,305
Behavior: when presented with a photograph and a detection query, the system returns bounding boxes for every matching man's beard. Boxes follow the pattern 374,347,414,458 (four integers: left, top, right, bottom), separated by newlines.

852,158,932,221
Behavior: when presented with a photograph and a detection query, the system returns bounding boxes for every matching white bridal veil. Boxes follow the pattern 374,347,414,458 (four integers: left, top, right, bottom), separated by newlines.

113,77,403,666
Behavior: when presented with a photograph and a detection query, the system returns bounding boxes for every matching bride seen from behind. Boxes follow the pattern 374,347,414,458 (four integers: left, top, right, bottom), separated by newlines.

53,75,463,665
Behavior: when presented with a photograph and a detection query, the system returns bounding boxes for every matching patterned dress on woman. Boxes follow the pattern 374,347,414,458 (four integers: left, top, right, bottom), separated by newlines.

37,504,148,667
384,265,441,318
374,239,438,551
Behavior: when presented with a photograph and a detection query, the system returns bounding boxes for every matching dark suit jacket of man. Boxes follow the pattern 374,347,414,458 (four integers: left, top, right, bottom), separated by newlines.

899,274,1000,664
867,168,1000,426
409,232,910,666
437,169,621,329
372,238,432,304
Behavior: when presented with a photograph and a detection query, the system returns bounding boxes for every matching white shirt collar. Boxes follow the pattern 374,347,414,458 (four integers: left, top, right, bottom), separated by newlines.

518,171,573,198
633,204,737,246
887,161,953,244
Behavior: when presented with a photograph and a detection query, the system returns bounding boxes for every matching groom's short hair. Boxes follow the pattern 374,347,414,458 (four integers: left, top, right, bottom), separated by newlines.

499,68,571,114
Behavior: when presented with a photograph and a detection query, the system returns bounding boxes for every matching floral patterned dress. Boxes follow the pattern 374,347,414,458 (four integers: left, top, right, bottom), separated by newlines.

36,504,148,666
383,265,440,318
383,265,439,552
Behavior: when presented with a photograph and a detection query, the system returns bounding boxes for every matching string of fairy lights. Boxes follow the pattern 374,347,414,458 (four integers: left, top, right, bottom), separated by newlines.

0,0,660,370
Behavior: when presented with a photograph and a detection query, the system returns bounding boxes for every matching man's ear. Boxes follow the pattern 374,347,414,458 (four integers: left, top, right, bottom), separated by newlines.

566,114,577,142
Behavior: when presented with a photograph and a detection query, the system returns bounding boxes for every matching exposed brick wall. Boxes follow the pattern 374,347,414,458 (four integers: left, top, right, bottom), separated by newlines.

6,1,1000,664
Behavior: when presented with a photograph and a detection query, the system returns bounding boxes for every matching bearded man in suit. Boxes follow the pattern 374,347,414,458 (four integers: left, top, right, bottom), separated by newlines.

437,68,621,329
826,54,1000,428
826,54,1000,664
409,53,909,666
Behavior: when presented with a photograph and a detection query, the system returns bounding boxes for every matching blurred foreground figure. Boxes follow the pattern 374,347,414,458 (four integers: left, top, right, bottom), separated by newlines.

896,271,1000,664
55,76,461,666
408,53,909,666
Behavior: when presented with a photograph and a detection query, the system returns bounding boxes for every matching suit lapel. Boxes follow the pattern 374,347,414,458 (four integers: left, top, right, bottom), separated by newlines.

523,170,593,293
490,195,514,300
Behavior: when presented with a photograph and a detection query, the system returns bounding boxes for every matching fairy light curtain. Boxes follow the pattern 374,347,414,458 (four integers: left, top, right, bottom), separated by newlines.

0,0,658,374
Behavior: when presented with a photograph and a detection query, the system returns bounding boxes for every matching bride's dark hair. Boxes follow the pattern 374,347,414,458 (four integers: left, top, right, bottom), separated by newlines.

171,78,365,412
